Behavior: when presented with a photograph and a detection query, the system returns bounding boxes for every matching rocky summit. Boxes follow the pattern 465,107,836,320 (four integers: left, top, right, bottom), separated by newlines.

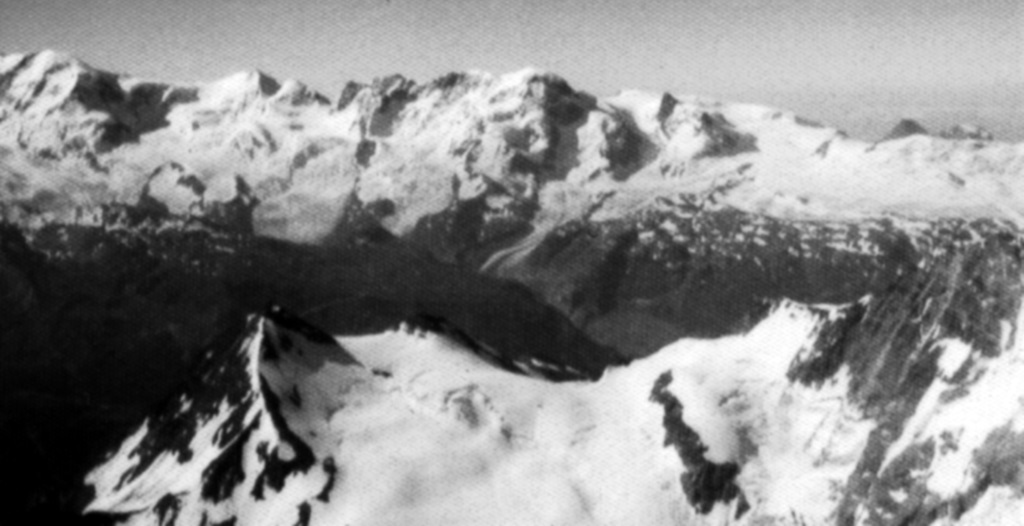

2,50,1024,525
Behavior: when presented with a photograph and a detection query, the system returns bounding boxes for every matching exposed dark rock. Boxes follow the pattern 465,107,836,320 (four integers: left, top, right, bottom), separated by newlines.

111,320,259,492
497,209,1020,360
250,379,316,499
293,502,311,526
201,176,259,233
0,54,33,98
430,71,469,92
973,425,1024,488
354,139,376,167
336,81,365,110
367,74,416,137
788,301,868,386
882,119,929,141
407,184,537,267
201,418,260,503
940,124,994,141
154,493,181,526
316,457,338,503
693,112,759,158
649,371,746,515
71,71,198,153
264,303,339,347
656,93,677,131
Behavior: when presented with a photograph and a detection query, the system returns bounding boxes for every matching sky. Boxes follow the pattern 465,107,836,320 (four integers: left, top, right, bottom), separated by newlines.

1,0,1021,140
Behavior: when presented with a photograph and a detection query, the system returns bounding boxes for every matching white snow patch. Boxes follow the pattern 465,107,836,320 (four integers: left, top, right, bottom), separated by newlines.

84,299,891,525
936,338,972,380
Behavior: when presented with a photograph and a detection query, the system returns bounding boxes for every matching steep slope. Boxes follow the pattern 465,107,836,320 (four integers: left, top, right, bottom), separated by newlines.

82,297,1024,525
0,222,617,523
86,306,653,526
880,119,930,141
79,301,814,525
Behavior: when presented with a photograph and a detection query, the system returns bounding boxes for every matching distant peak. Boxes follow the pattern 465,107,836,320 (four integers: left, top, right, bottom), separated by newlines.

371,73,415,94
501,66,548,82
427,71,472,90
881,118,929,141
336,80,365,110
29,49,94,75
0,49,91,88
212,69,282,97
498,67,573,93
940,123,994,141
272,78,331,106
31,49,82,67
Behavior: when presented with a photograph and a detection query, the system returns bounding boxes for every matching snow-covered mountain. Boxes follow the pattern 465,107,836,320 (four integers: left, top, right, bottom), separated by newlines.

2,50,1024,525
81,298,1024,526
3,50,1022,234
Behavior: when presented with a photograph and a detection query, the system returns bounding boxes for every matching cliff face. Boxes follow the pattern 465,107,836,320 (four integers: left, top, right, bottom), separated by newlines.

2,50,1024,525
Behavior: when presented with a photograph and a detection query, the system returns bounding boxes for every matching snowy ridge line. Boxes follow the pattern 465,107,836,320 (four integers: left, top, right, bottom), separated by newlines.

2,49,1024,250
78,298,883,525
82,291,1024,525
83,305,365,525
398,312,598,381
83,314,266,515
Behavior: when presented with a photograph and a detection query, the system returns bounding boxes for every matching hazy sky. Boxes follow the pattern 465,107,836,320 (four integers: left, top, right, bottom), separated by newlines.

1,0,1021,139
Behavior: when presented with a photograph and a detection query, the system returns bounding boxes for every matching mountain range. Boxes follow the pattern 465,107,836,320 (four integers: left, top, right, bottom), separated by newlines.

2,50,1023,525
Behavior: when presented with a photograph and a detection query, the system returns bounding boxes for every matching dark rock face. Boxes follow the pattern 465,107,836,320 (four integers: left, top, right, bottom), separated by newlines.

354,139,376,167
694,112,759,158
250,379,317,500
649,371,747,517
80,305,327,525
467,206,1021,359
335,81,365,111
407,188,537,267
72,73,199,152
772,220,1024,525
881,119,929,141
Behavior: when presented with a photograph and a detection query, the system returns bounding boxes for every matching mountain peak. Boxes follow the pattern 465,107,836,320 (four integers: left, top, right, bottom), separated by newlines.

940,123,995,141
370,73,415,94
0,49,92,86
1,49,1022,234
490,67,577,100
881,118,929,141
25,49,91,73
206,69,282,99
0,49,90,102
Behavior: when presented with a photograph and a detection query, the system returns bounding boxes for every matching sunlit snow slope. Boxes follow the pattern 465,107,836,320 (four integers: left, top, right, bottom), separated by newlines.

82,297,1024,526
2,50,1022,237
